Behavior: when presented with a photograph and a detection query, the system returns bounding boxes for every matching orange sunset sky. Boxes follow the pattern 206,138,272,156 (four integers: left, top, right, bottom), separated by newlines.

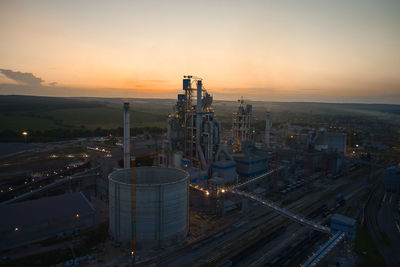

0,0,399,103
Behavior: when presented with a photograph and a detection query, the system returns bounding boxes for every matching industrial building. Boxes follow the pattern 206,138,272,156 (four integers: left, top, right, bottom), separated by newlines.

108,166,189,250
109,79,350,262
229,99,269,180
330,213,356,241
211,160,238,184
131,139,160,167
232,97,253,153
301,129,347,176
385,166,400,192
233,141,268,179
313,130,347,155
0,192,95,251
167,76,236,184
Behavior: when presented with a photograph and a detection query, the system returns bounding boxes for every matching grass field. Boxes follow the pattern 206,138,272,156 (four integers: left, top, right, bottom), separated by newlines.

0,95,399,133
0,113,60,131
0,96,169,131
42,107,167,129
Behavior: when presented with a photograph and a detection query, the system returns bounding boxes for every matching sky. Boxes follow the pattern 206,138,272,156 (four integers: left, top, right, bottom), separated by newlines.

0,0,399,103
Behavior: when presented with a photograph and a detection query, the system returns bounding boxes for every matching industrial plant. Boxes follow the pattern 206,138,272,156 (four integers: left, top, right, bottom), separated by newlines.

0,76,399,267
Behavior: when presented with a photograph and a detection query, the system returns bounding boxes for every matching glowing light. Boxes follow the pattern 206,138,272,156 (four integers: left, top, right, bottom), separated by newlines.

205,191,210,196
22,131,28,136
76,213,80,218
14,227,19,232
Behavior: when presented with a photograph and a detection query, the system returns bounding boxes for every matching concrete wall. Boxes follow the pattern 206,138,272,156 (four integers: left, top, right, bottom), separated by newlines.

109,167,189,250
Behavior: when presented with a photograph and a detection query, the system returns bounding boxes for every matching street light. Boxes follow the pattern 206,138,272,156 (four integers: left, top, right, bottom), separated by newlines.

22,131,28,142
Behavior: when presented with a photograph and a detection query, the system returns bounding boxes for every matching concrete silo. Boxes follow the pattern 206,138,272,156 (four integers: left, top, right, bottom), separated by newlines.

108,166,189,250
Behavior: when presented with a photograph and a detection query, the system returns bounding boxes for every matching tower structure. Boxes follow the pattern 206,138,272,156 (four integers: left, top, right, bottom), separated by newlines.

265,112,271,149
123,102,130,169
232,97,253,152
167,76,233,170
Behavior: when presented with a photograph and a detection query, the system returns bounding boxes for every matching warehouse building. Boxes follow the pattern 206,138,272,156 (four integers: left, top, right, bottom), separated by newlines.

0,192,95,251
330,213,356,241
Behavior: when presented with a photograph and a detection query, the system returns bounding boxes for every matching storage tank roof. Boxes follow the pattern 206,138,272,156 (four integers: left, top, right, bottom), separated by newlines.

331,213,356,226
109,166,189,186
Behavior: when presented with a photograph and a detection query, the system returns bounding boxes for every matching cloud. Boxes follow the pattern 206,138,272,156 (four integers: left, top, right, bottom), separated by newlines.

0,69,44,86
48,82,57,86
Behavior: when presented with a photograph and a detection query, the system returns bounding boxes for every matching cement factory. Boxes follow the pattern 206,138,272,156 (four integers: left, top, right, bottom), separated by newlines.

0,76,399,267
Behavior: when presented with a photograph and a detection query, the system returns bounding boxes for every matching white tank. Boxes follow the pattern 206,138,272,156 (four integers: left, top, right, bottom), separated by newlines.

108,166,189,250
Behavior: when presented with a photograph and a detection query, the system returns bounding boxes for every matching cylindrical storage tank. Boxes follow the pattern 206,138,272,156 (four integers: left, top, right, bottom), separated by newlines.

109,166,189,250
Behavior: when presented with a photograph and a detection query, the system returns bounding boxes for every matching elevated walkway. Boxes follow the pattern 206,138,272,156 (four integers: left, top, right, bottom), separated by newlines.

190,168,331,234
302,231,345,267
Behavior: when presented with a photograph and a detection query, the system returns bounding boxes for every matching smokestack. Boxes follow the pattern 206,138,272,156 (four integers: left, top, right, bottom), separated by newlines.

265,112,271,149
123,102,130,169
196,80,202,149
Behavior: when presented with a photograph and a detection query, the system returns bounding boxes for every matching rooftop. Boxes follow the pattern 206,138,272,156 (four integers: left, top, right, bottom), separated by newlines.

0,192,95,230
109,166,189,185
331,213,356,226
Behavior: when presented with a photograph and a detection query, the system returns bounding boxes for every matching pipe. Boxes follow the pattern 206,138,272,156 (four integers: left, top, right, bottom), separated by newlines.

216,120,222,145
167,117,173,167
207,121,214,163
214,125,219,145
197,144,207,170
215,144,234,162
123,102,130,169
204,132,209,162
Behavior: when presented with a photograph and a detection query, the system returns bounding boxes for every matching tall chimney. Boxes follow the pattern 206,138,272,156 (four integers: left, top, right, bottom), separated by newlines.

123,102,130,168
265,112,271,149
196,80,202,150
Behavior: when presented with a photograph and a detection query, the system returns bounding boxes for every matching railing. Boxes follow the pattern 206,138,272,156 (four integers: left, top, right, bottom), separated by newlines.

302,231,345,267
